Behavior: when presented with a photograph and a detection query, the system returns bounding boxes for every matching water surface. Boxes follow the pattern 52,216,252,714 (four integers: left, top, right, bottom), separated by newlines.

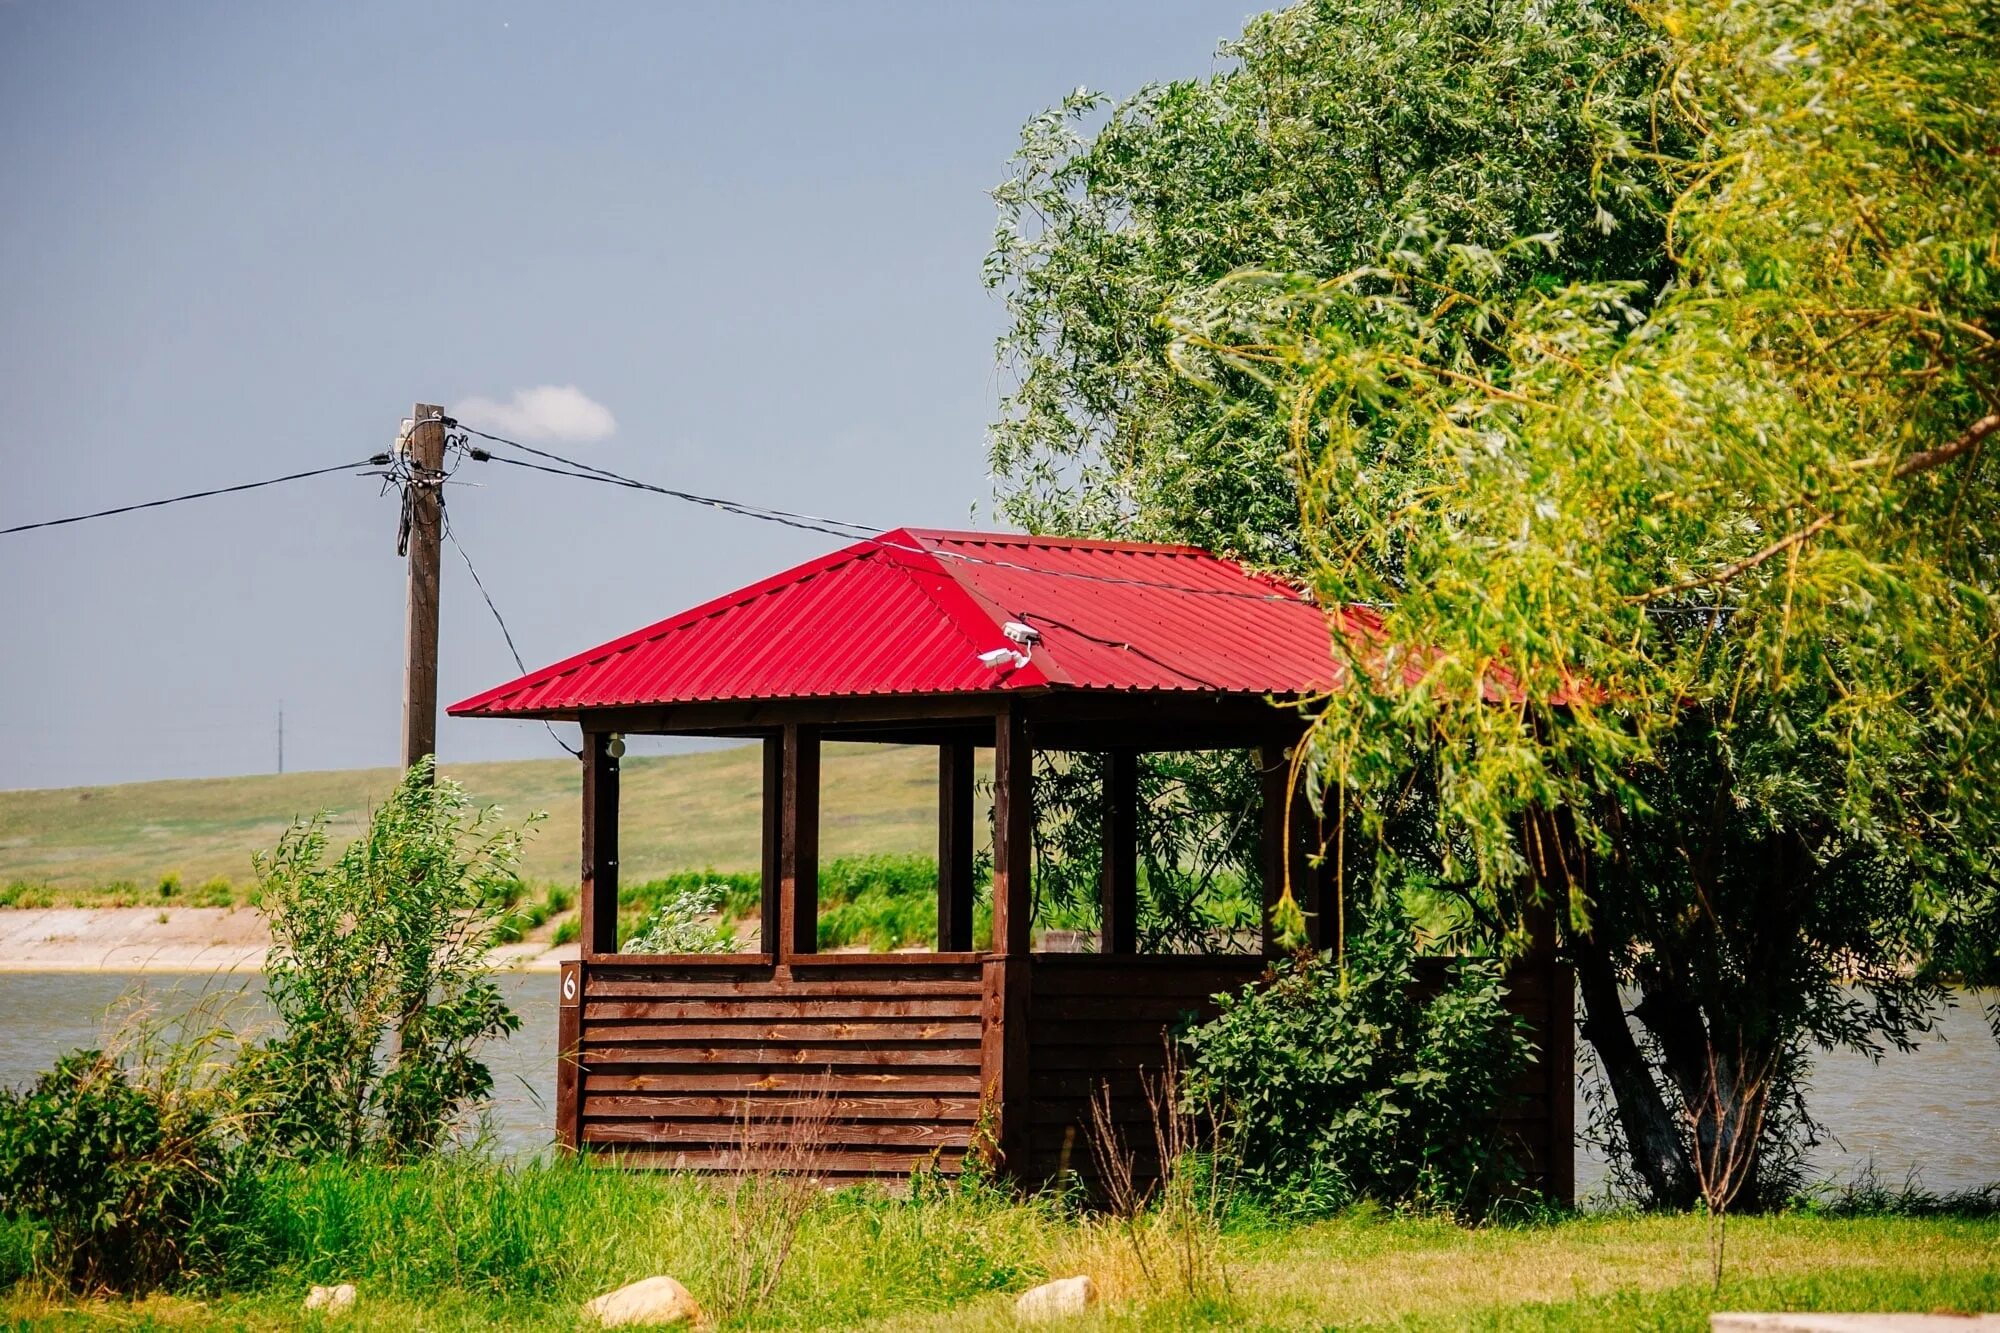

2,973,1993,1197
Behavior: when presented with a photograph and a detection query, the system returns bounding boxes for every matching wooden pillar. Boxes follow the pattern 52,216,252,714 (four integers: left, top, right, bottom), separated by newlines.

991,704,1033,957
760,733,783,955
1522,884,1576,1206
580,730,621,957
1099,748,1138,954
982,701,1033,1175
778,722,821,959
555,960,582,1152
938,739,976,952
1258,739,1290,957
1301,782,1334,955
1543,945,1576,1206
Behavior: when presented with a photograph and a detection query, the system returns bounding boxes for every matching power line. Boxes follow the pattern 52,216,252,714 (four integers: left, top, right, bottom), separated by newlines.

442,508,581,758
0,457,390,537
452,425,1310,606
451,421,883,540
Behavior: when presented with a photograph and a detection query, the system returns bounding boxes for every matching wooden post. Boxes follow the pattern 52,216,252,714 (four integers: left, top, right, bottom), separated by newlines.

1258,739,1291,956
938,739,976,952
1099,748,1138,954
400,403,446,774
580,730,620,956
779,722,821,959
1545,948,1576,1206
555,960,582,1153
982,701,1034,1174
1522,892,1576,1205
761,733,784,956
991,704,1033,958
1297,758,1333,954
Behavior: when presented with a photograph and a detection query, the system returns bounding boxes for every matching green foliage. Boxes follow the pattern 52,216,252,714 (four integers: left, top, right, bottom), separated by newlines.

1031,752,1264,953
623,883,735,954
1171,0,2000,1205
988,0,1672,561
0,876,242,910
240,759,537,1162
0,999,245,1296
614,858,969,952
489,881,577,946
816,855,968,951
1181,910,1531,1217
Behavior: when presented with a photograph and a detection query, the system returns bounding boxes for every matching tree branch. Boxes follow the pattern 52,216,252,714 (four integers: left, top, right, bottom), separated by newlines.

1892,411,1998,479
1633,413,1998,602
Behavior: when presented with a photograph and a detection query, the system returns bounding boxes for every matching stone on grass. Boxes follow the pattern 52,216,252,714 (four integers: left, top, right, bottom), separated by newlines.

583,1275,703,1328
1015,1275,1098,1321
303,1283,357,1317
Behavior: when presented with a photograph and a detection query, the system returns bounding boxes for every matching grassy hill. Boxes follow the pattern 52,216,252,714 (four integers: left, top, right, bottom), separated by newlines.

0,743,951,897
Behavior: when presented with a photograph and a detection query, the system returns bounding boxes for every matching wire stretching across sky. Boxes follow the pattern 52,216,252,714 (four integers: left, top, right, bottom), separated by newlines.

453,423,1312,606
0,457,390,537
451,421,885,543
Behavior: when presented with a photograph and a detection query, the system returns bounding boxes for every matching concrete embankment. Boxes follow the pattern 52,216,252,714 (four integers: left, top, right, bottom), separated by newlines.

0,908,575,972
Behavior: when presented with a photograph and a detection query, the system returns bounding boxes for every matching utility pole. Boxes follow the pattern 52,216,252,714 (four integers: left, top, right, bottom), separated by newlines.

399,403,446,776
277,701,284,775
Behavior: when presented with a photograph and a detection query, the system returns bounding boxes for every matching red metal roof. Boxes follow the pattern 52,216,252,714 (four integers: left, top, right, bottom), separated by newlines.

448,528,1352,718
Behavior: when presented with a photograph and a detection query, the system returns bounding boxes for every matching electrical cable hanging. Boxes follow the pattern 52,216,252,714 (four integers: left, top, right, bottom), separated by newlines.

442,506,581,758
452,425,1314,606
1,457,390,537
456,425,1735,624
451,421,883,541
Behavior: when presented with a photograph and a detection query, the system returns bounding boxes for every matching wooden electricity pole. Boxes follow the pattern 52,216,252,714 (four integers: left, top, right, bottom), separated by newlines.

400,403,447,775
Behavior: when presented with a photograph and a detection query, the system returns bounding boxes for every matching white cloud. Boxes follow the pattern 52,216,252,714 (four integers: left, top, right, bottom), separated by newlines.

451,385,617,443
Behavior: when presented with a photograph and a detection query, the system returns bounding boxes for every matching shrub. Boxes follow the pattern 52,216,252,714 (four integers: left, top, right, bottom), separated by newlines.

624,883,734,954
1180,909,1532,1217
0,1027,237,1295
239,758,538,1162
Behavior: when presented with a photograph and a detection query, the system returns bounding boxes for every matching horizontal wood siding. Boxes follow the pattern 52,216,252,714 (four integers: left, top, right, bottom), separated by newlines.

1026,953,1574,1202
1027,955,1264,1182
577,958,985,1179
575,951,1574,1202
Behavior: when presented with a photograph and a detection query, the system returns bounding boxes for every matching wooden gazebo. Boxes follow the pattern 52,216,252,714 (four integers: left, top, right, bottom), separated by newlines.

450,529,1571,1196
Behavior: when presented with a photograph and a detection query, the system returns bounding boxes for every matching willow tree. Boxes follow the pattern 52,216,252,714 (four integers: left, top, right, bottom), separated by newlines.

1174,0,1999,1205
987,0,1674,945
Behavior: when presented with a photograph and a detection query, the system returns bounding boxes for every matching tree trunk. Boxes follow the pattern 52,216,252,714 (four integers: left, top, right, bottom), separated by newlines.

1572,928,1699,1208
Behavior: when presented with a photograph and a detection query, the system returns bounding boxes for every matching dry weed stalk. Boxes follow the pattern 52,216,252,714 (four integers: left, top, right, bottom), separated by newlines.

1686,1039,1775,1295
716,1075,836,1321
1085,1040,1238,1305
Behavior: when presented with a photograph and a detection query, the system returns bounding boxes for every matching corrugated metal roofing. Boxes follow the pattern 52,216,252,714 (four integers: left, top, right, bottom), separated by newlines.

447,528,1353,717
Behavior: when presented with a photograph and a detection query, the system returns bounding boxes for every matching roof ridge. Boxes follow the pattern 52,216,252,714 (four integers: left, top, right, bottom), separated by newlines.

904,527,1215,558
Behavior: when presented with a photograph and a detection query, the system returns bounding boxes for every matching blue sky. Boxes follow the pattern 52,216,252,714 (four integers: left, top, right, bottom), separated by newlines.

0,2,1252,789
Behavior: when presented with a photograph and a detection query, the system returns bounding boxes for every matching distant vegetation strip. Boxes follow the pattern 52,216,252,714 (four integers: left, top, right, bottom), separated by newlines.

0,742,945,892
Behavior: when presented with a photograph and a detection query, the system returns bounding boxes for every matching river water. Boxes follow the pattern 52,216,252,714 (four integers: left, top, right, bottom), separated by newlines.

1,972,1993,1199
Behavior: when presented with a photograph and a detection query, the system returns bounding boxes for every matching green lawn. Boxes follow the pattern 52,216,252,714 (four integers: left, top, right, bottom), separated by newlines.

0,743,954,900
2,1164,1994,1330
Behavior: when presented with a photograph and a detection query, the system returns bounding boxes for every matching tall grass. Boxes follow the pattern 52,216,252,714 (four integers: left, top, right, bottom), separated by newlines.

202,1158,1053,1326
5,1163,1999,1328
